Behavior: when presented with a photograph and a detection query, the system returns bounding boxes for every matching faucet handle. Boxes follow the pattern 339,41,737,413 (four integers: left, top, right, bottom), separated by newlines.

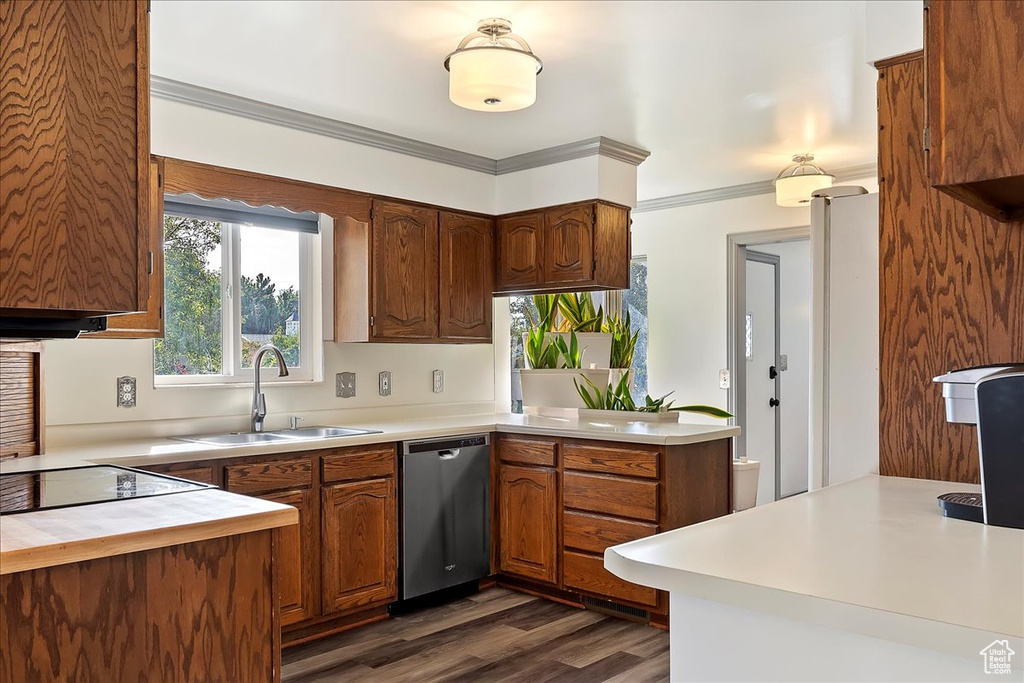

289,416,304,430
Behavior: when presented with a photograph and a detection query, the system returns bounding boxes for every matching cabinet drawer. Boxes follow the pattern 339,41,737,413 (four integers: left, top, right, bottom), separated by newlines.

497,435,557,467
225,458,312,495
563,511,656,555
321,445,396,483
563,441,659,479
161,466,217,486
563,550,657,608
563,472,658,522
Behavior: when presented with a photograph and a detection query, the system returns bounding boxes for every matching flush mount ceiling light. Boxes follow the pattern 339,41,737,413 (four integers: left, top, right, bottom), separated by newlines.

444,18,542,112
774,154,835,207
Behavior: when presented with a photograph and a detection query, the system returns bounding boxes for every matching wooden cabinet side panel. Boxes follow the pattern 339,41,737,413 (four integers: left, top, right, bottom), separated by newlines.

439,211,493,341
593,203,631,289
497,464,559,584
321,478,397,613
662,439,732,530
334,215,372,342
371,201,439,340
0,0,147,313
878,58,1024,483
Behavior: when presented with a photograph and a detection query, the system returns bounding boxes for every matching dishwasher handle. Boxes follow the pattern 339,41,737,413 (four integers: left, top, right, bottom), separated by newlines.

439,449,460,460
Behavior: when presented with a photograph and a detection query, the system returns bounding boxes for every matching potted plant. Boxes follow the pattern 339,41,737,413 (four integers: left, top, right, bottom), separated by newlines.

575,373,732,423
606,312,639,389
520,330,611,410
521,293,614,369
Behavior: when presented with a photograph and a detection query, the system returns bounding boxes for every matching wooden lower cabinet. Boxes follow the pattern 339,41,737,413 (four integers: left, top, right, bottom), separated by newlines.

321,478,397,614
497,463,559,585
263,487,317,626
563,550,658,608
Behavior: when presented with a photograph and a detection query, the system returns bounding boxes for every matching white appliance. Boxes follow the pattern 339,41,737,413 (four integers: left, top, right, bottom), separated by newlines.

809,188,880,490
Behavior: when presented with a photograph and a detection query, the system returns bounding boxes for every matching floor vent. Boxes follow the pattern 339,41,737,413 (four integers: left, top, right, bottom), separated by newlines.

582,596,650,623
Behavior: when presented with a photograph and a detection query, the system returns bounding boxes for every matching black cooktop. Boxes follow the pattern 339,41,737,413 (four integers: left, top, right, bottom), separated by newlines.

0,465,214,515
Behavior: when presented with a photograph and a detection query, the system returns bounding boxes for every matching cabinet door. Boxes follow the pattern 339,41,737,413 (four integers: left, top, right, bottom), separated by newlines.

263,487,317,626
498,464,558,584
543,203,594,285
0,0,150,314
371,201,439,340
321,478,397,614
496,213,544,291
89,158,165,338
439,211,493,341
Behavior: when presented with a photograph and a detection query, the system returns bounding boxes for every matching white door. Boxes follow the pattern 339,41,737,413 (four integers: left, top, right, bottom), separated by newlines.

744,254,779,506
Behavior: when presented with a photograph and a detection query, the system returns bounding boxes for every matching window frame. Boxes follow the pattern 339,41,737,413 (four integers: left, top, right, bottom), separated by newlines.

154,218,323,387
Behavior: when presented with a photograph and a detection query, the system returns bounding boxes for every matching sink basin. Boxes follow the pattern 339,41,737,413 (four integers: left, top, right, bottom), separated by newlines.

275,426,381,440
172,426,380,446
172,432,295,446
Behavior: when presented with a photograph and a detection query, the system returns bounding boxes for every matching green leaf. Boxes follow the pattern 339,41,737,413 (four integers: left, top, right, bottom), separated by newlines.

669,404,734,419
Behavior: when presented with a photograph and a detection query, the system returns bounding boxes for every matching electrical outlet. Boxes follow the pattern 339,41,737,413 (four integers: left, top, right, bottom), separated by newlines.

336,372,356,398
379,370,392,397
719,369,731,390
778,354,789,371
432,369,444,394
117,376,137,408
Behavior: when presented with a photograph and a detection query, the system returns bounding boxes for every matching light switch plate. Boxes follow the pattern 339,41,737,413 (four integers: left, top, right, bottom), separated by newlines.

117,376,137,408
379,371,392,397
432,369,444,394
336,372,356,398
719,369,731,390
778,354,789,371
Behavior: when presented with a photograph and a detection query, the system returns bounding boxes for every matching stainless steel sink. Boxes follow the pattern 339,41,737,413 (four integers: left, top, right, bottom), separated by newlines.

172,432,295,446
172,426,380,446
275,426,381,440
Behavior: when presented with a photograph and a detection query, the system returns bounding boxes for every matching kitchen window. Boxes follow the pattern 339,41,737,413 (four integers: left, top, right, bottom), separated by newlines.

154,195,322,385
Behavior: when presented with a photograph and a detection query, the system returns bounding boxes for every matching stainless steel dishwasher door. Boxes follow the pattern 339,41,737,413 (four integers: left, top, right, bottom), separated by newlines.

401,434,490,600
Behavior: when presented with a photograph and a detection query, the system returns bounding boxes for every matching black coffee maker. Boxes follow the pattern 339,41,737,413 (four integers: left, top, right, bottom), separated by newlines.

933,365,1024,529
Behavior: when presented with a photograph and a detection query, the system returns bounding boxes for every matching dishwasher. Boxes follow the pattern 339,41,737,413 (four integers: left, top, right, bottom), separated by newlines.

400,434,490,600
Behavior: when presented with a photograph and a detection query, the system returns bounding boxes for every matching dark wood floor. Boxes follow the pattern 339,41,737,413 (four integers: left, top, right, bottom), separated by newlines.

282,588,669,683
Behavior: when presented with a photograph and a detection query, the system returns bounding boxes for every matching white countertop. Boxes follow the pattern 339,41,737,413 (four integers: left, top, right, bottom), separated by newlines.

606,475,1024,659
1,413,739,471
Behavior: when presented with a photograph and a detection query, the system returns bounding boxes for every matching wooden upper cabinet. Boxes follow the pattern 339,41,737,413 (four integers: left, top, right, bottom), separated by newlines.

0,0,151,315
439,211,493,341
371,201,439,340
321,478,397,614
925,0,1024,221
544,203,594,285
88,158,165,339
498,464,559,585
496,213,544,290
493,201,630,295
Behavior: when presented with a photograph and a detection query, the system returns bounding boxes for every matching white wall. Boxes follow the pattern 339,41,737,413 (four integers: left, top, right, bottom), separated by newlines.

757,240,811,498
631,176,877,426
865,1,923,65
494,155,637,214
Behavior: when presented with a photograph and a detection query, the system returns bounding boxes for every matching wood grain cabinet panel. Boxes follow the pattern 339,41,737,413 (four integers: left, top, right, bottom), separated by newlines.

543,203,594,285
0,341,43,459
563,471,658,522
160,466,216,486
0,0,151,315
563,550,658,608
89,158,165,338
562,510,657,556
496,213,544,290
371,201,439,340
497,434,558,467
439,211,493,341
321,445,396,483
498,464,559,584
925,0,1024,221
225,458,312,495
321,478,397,614
562,441,659,479
263,487,317,626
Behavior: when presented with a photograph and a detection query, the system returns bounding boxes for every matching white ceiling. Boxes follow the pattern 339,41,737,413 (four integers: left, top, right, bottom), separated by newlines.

151,0,879,201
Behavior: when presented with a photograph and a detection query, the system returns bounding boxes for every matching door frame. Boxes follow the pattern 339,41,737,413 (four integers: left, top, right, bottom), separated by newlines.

725,226,809,477
743,249,782,501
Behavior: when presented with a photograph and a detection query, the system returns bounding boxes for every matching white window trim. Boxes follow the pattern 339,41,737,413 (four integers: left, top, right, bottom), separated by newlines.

155,221,323,387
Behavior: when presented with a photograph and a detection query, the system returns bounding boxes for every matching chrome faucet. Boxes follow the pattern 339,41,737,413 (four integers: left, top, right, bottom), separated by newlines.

251,344,289,432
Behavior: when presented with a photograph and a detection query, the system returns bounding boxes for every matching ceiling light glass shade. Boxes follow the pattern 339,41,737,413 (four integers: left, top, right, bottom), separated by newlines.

445,19,542,113
774,154,835,207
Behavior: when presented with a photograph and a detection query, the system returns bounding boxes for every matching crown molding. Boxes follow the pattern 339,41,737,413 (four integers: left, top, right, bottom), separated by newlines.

151,76,650,176
634,163,878,213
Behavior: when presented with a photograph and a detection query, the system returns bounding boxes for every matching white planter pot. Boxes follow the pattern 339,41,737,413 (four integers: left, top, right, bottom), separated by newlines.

577,409,680,423
520,368,611,409
522,332,613,369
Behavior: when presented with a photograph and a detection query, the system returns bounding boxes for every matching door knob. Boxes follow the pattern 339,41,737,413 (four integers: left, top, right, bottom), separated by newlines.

769,365,778,379
769,398,780,408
